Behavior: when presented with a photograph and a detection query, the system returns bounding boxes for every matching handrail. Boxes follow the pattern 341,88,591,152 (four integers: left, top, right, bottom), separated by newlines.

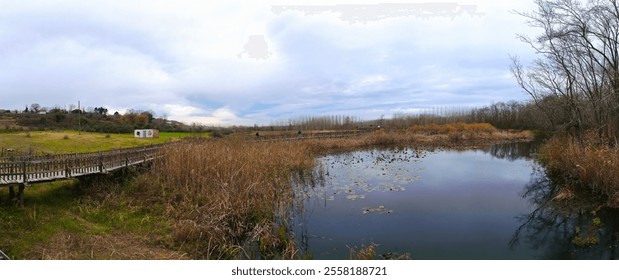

253,130,368,142
0,144,165,186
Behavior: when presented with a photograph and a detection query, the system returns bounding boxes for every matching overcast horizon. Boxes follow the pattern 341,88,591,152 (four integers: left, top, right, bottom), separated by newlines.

1,1,538,126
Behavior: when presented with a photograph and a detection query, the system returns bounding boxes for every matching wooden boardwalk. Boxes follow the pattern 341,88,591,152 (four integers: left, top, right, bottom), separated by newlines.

0,144,166,205
253,130,370,142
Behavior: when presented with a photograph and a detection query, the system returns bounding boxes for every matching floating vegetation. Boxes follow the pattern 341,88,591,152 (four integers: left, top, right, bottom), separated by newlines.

362,205,393,214
346,194,366,200
377,182,408,192
297,147,426,203
380,252,412,260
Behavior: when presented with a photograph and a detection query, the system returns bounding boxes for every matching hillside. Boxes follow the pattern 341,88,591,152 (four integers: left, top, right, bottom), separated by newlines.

0,109,191,133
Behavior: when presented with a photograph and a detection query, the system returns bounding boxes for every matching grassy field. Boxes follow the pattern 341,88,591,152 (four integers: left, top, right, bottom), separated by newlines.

0,130,210,155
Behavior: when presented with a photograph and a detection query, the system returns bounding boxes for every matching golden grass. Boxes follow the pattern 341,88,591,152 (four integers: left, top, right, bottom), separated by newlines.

539,136,619,206
408,122,498,134
303,126,532,153
348,243,378,260
132,138,313,259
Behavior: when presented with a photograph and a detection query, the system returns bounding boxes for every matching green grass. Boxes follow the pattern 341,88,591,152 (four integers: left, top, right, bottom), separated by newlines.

0,180,86,258
0,177,175,259
0,130,210,155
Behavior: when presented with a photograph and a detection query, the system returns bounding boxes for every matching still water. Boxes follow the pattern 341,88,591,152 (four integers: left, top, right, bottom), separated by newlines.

291,142,619,259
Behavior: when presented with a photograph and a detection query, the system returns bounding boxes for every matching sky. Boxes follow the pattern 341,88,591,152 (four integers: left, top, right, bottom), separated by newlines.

0,0,539,126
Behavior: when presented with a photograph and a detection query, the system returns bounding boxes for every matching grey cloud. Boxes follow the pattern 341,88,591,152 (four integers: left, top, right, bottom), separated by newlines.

0,1,537,126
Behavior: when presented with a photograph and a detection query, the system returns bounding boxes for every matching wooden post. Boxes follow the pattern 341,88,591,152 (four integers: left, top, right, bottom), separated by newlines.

65,159,71,178
98,153,104,173
22,161,28,184
8,185,15,201
18,184,25,206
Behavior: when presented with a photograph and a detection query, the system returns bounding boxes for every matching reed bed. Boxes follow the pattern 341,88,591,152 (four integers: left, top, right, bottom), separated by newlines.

408,122,497,134
134,138,314,259
303,125,532,153
539,136,619,206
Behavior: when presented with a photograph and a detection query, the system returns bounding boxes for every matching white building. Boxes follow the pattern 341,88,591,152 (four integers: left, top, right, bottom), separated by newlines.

134,129,159,138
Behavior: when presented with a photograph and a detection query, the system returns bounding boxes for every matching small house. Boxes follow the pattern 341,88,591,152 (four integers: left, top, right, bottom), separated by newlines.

134,129,159,138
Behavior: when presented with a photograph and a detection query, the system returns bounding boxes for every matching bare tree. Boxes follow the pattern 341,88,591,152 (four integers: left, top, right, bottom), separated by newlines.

512,0,619,144
30,103,41,114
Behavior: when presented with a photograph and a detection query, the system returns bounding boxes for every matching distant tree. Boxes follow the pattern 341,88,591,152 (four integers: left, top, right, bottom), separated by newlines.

142,111,155,123
54,112,66,123
30,103,41,113
94,107,108,115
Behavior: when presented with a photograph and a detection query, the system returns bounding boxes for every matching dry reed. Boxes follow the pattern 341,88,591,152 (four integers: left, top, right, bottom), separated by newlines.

539,136,619,206
135,138,313,259
348,243,378,260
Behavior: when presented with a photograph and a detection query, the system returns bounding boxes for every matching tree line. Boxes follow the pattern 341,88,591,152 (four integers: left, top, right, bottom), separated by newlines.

0,105,190,133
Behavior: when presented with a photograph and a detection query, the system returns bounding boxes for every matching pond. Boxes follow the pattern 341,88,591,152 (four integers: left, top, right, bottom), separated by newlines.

291,142,619,259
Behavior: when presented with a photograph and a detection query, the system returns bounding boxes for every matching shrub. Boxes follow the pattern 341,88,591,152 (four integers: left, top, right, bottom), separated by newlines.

539,135,619,204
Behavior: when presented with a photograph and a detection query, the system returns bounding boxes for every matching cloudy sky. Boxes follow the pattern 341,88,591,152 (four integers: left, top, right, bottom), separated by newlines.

0,0,538,126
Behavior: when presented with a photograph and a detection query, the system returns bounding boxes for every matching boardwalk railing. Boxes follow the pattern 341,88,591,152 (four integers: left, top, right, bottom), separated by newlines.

0,144,165,186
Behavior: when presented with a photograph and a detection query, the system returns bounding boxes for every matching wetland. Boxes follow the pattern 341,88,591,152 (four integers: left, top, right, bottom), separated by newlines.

3,128,617,260
292,141,619,259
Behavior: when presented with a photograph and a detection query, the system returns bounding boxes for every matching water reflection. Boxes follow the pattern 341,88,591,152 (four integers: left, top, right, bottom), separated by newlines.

482,141,540,161
292,144,537,259
509,168,619,259
290,141,619,259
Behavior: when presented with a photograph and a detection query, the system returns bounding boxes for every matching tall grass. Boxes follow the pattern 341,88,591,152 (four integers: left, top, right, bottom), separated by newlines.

539,136,619,206
304,124,532,153
134,138,314,259
408,122,497,134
